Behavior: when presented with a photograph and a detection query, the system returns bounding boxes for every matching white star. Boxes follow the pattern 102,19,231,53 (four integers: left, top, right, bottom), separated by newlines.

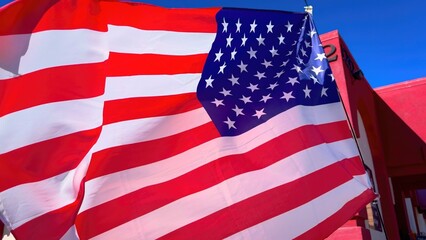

250,19,257,33
285,21,293,32
269,46,279,57
236,18,242,33
247,47,257,59
214,49,223,62
300,48,307,57
321,87,328,97
224,117,236,129
240,95,252,104
311,65,324,76
291,64,302,73
281,59,289,67
256,34,265,46
222,18,228,33
281,91,295,102
241,34,248,46
253,108,266,119
232,105,245,116
219,88,232,96
304,40,312,48
266,21,274,33
259,94,273,103
237,60,248,73
254,71,266,80
226,34,233,47
274,70,285,78
303,85,312,98
296,56,304,64
261,59,273,68
328,73,335,81
278,34,285,45
308,29,317,37
218,62,227,74
228,74,239,85
267,82,279,90
286,50,293,56
287,77,299,86
230,48,237,60
315,53,327,61
205,75,214,88
211,98,224,107
310,75,320,84
247,83,259,92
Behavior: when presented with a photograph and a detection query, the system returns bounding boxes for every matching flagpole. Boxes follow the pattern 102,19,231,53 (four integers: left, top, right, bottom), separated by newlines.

303,0,313,15
373,198,390,240
307,6,388,235
303,0,369,175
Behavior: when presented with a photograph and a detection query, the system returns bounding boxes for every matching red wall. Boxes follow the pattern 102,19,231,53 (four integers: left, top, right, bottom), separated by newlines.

320,30,400,240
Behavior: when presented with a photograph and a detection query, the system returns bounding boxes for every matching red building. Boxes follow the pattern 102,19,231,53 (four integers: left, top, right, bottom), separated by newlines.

321,30,426,240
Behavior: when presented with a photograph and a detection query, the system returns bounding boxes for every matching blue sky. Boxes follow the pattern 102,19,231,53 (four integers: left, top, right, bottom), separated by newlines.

1,0,425,88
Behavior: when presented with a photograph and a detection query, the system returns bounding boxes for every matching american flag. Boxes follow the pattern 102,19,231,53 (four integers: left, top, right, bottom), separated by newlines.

0,1,375,239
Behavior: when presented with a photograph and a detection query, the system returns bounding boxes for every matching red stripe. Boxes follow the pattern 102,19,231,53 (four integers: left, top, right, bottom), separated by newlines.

0,63,106,117
0,127,101,192
0,0,217,35
85,121,220,181
103,93,202,124
339,156,366,177
107,53,208,76
75,121,353,239
85,119,351,181
87,117,352,182
0,0,107,35
12,180,86,240
159,158,366,240
295,190,375,240
101,1,218,33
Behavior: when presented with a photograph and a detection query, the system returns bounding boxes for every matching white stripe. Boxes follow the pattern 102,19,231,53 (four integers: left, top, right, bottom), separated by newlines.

0,27,213,80
104,73,200,100
92,107,211,153
0,30,108,79
60,225,79,240
0,96,104,154
107,25,215,55
91,141,365,240
0,171,77,228
80,102,349,212
0,67,18,79
226,175,370,240
0,146,95,229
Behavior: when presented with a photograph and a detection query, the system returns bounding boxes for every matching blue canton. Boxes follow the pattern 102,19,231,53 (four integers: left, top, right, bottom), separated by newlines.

197,8,339,136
